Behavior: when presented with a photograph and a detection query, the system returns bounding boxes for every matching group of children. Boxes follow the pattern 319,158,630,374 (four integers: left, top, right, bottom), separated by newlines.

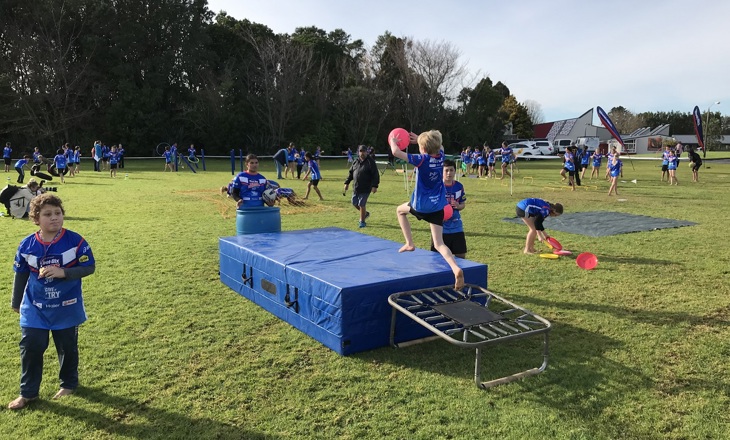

459,142,517,180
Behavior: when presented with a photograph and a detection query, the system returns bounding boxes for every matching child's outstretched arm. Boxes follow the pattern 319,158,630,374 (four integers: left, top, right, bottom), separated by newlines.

389,132,417,161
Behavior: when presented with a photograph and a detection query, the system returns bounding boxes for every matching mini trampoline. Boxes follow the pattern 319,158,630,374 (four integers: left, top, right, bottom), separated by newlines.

388,284,551,389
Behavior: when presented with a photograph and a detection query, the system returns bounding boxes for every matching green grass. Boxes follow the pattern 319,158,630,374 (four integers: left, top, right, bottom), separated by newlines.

1,156,729,439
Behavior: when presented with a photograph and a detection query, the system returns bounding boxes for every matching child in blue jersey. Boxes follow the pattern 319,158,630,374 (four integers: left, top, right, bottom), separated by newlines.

390,129,464,290
73,146,81,174
8,194,95,410
660,145,670,182
666,149,678,186
486,147,496,178
109,146,119,178
561,146,577,190
4,142,12,172
430,159,467,258
302,152,324,200
499,141,514,180
231,154,275,208
607,152,623,195
15,155,30,183
32,147,43,165
590,150,603,179
64,144,75,177
516,198,564,254
580,146,590,180
163,147,174,172
188,144,197,161
295,151,305,179
285,143,296,179
54,149,68,184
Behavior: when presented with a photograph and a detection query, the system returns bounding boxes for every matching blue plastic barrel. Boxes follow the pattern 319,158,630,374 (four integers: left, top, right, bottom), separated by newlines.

236,206,281,234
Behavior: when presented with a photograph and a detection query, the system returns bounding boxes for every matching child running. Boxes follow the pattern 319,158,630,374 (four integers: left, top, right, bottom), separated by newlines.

516,198,563,254
607,152,623,195
302,152,324,200
389,129,464,290
8,194,96,410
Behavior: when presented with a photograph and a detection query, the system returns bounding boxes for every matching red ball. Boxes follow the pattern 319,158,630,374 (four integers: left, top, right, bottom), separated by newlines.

389,128,410,150
443,203,454,221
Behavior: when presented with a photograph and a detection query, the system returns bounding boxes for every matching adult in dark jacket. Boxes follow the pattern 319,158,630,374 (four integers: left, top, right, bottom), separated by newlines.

272,147,287,179
343,145,380,228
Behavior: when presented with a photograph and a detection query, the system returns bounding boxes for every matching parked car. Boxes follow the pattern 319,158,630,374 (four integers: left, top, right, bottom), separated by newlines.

533,140,554,155
553,138,573,154
508,142,542,159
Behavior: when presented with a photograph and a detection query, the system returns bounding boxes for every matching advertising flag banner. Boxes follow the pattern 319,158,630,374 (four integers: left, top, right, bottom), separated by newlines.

693,106,704,150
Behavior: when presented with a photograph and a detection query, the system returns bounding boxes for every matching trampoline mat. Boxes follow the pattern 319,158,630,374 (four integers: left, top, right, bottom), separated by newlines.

432,301,505,327
502,211,697,237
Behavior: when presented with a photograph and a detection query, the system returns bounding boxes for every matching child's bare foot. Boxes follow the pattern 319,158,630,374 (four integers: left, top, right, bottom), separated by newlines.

398,244,415,252
453,269,464,290
523,249,537,254
8,396,36,410
53,388,74,399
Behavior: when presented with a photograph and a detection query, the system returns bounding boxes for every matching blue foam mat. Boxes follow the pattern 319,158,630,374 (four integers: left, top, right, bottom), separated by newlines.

220,227,487,355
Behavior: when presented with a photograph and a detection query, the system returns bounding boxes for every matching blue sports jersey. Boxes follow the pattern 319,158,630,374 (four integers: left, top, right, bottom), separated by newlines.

487,151,496,164
15,158,28,168
3,146,11,158
662,151,670,165
164,151,172,163
581,151,590,165
667,157,677,171
563,151,575,171
592,153,603,167
232,171,268,207
500,147,513,163
54,154,67,169
188,147,196,158
109,152,119,165
408,150,446,214
517,198,551,218
33,151,42,163
14,229,94,330
307,160,321,180
443,181,466,234
74,150,81,162
609,159,623,176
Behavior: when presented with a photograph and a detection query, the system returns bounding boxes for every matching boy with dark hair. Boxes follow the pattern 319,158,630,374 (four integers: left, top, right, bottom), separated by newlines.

231,154,276,208
302,152,323,201
431,159,467,258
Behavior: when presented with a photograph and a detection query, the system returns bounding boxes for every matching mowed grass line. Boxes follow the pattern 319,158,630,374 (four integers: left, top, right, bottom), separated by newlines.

0,156,728,439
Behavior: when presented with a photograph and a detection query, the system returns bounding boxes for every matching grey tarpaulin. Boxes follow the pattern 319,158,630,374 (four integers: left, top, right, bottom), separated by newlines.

502,211,697,237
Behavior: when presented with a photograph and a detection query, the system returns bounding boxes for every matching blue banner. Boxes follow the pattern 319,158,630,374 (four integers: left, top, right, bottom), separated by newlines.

693,106,704,150
596,106,624,147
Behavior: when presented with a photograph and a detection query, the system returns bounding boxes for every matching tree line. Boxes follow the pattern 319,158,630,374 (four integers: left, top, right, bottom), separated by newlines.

1,0,725,157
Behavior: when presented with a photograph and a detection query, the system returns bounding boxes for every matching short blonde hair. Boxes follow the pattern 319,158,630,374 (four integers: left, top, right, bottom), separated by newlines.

417,130,442,155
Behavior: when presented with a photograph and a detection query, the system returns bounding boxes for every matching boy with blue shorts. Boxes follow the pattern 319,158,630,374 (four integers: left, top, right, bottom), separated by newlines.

389,129,464,290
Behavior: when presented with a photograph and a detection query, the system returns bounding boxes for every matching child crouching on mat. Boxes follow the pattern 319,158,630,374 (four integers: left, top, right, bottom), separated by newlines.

516,198,563,254
389,129,464,290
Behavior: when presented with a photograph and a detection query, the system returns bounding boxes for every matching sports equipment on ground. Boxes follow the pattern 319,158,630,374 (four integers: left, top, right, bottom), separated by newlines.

576,252,598,270
262,188,278,204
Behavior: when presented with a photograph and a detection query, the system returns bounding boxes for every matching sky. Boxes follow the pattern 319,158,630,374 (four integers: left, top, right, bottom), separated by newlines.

206,0,729,124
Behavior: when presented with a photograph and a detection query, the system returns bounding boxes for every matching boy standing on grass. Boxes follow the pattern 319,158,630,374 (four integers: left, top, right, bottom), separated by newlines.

431,159,467,258
302,152,324,201
163,147,174,172
15,155,30,183
8,194,95,410
389,129,464,290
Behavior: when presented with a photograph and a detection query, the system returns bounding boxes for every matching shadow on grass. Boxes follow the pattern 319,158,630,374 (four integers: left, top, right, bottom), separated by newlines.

366,322,669,438
592,253,678,266
39,386,279,440
64,217,102,221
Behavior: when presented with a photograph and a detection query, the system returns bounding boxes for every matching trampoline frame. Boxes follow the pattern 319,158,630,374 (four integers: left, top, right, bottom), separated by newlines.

388,284,551,389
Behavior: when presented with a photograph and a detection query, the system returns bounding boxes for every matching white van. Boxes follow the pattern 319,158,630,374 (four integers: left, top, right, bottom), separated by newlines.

553,139,572,154
575,136,600,152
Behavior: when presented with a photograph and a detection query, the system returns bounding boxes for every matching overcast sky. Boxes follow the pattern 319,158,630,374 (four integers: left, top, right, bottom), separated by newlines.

206,0,729,124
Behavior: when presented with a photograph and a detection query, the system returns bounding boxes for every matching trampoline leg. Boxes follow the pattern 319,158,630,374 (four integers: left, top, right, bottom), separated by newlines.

476,333,551,389
389,308,398,347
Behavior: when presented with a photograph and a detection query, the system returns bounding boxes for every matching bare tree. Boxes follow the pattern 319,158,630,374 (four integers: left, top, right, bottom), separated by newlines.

523,99,545,125
407,39,468,108
242,31,322,149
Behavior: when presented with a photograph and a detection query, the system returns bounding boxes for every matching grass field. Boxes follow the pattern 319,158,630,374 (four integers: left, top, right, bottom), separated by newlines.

1,154,729,439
